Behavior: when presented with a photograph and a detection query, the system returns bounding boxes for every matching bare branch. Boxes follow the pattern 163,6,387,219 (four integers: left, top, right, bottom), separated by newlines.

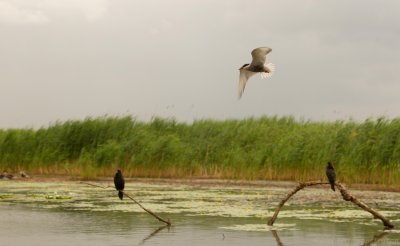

80,181,111,189
267,181,394,229
124,192,171,226
82,182,171,226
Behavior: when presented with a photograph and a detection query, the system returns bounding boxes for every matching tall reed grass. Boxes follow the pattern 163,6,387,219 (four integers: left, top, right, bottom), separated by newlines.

0,116,399,185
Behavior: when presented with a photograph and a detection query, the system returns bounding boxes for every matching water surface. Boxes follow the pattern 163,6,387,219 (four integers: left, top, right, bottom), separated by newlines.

1,180,399,245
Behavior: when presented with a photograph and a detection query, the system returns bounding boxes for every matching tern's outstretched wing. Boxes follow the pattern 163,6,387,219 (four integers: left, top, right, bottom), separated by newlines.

250,47,272,69
238,69,256,99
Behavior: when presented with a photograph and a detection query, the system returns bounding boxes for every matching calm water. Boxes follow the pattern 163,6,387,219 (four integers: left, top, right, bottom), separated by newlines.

0,180,399,246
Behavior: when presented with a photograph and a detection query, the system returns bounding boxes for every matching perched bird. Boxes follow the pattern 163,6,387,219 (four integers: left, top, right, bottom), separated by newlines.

114,170,125,200
238,47,275,99
20,171,29,178
326,162,336,191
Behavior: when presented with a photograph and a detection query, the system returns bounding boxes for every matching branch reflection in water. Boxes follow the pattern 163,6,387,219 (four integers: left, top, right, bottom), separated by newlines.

362,231,389,246
269,230,389,246
137,225,170,246
271,230,284,246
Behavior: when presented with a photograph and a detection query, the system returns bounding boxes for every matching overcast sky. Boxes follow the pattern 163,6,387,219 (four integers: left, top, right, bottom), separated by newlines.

1,0,400,128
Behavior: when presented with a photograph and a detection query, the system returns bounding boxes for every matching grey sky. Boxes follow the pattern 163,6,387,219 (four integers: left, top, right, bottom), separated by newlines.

1,0,400,128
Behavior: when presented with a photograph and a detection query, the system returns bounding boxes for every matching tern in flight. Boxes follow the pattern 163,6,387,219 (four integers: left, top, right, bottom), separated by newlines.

238,47,275,99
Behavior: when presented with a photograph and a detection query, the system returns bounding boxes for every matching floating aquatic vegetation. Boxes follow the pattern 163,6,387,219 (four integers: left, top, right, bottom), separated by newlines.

0,194,13,199
0,181,399,228
44,194,72,200
220,223,298,232
386,230,400,234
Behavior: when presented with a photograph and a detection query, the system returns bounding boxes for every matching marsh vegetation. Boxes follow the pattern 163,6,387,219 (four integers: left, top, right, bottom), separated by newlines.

1,116,400,185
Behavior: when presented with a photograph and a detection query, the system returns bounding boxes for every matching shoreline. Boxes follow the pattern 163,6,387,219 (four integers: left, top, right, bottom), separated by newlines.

4,175,400,193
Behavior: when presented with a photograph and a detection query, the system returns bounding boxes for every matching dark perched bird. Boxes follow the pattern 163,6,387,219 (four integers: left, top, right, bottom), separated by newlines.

114,170,125,200
326,162,336,191
20,171,29,178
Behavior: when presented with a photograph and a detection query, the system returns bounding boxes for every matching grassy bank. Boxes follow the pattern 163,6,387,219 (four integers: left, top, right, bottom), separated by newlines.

0,116,400,185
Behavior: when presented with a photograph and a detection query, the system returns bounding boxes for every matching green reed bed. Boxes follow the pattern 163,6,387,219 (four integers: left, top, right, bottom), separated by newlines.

0,116,399,185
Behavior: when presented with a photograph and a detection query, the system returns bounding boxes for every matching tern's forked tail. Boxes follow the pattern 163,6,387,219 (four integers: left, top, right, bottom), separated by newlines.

260,63,275,79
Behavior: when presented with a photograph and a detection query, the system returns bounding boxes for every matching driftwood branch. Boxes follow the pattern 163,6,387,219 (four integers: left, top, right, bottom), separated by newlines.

80,181,112,189
81,182,171,226
123,192,171,226
267,181,394,229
